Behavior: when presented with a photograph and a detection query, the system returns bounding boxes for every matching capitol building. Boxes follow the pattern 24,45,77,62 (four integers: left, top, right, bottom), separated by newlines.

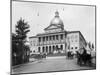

29,11,87,55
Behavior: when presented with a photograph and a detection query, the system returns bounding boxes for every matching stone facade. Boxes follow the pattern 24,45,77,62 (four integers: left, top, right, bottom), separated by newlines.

29,11,86,55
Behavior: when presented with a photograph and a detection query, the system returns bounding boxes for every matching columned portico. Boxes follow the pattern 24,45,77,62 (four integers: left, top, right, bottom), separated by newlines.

30,11,74,55
29,11,87,56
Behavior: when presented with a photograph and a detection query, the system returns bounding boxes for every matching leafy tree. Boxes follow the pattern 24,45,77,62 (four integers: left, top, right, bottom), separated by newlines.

16,18,30,63
12,18,30,65
15,18,30,41
12,33,17,65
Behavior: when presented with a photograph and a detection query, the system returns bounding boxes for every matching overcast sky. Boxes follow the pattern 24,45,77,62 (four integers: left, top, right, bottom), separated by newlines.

12,1,95,45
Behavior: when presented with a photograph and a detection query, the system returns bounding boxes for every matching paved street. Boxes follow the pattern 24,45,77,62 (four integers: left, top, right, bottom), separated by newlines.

12,56,95,74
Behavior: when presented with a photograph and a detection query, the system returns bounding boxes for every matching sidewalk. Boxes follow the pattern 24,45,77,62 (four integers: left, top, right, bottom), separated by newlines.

47,56,66,59
12,56,66,69
12,59,37,69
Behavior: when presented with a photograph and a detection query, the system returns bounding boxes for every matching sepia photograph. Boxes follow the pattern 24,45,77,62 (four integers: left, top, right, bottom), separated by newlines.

11,0,96,74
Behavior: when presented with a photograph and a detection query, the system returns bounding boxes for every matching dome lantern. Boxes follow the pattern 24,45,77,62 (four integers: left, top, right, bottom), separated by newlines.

55,11,59,17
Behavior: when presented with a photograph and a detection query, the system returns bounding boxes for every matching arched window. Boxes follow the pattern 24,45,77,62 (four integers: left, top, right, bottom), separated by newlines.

49,46,51,53
53,46,55,51
61,45,63,50
46,46,48,52
42,47,45,52
56,45,58,50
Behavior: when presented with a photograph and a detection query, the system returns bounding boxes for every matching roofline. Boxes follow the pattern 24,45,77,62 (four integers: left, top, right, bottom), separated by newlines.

29,36,37,38
44,24,64,30
45,27,64,31
67,31,79,33
36,30,67,36
29,31,66,38
79,31,87,45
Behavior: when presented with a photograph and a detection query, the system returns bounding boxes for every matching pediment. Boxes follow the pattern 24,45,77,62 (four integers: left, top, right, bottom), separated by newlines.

44,25,61,30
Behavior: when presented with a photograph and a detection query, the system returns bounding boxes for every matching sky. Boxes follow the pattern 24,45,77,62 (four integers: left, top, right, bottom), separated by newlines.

12,1,95,46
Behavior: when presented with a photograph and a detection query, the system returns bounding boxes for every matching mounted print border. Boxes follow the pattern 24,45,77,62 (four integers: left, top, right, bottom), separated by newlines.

11,0,96,74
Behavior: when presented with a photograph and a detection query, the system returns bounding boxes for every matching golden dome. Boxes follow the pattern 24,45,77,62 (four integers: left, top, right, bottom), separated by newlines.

50,11,64,26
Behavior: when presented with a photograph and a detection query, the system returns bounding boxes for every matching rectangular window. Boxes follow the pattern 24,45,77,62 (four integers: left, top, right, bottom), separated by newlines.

61,34,63,40
43,37,45,41
53,35,55,40
39,37,41,42
38,47,40,52
50,36,51,40
46,36,48,41
56,35,58,40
